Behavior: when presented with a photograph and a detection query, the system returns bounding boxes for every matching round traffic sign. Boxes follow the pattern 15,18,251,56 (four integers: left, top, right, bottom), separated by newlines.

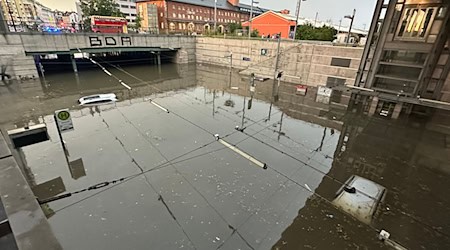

57,111,70,121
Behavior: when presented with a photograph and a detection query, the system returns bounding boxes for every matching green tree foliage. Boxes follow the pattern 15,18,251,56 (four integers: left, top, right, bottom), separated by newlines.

81,0,123,28
250,29,259,38
296,23,337,41
134,15,142,30
228,22,242,34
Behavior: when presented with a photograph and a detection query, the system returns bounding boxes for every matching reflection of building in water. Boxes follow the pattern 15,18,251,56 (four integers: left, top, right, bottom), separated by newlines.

196,64,345,130
273,113,450,249
0,64,196,127
352,0,450,121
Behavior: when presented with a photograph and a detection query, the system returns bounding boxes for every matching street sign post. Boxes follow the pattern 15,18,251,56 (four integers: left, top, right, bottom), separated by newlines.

54,109,74,152
55,109,74,133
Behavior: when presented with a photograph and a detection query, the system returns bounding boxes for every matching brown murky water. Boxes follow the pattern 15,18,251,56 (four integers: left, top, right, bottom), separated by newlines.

1,63,449,249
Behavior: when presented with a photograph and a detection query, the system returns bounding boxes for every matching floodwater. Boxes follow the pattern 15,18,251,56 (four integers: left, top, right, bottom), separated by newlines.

0,62,449,250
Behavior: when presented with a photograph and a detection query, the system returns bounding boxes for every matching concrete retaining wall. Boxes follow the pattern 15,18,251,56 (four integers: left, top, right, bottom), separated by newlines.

196,37,363,88
0,132,62,249
0,33,197,80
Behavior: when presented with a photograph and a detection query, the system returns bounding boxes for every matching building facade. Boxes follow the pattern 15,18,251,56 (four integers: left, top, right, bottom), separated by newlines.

136,0,267,34
0,0,43,31
34,1,55,25
117,0,137,24
352,0,450,118
242,10,297,39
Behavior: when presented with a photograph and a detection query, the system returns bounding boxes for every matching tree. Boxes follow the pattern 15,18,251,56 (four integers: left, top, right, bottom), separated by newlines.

81,0,123,29
228,23,242,34
296,23,337,41
250,28,259,38
134,15,142,30
129,15,142,32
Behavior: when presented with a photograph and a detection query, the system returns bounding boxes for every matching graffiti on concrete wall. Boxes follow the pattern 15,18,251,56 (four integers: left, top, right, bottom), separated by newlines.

89,37,132,47
0,57,12,84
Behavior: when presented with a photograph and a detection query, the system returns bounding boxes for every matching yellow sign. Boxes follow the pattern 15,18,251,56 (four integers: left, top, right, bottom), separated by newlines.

55,109,74,132
57,111,70,121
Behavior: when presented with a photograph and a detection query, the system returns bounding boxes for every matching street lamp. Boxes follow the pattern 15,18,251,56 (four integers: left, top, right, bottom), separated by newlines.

248,0,259,39
293,0,306,40
344,9,356,46
214,0,217,33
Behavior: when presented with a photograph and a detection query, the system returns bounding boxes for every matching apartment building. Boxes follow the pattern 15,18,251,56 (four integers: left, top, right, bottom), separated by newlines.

353,0,450,118
136,0,267,34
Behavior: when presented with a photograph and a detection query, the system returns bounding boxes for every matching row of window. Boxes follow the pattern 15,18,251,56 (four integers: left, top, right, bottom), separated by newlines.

120,5,136,9
170,13,238,23
171,4,244,18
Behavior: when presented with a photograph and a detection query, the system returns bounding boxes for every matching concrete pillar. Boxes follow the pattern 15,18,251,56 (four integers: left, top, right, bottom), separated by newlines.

70,55,78,73
157,52,161,74
391,102,403,119
368,96,379,116
157,53,161,66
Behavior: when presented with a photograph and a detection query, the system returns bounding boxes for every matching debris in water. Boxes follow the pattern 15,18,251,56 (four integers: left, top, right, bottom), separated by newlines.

215,236,221,241
305,184,312,192
326,214,334,219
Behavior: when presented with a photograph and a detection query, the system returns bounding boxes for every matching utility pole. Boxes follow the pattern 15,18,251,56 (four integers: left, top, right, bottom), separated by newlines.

338,19,342,33
293,0,306,40
241,73,255,129
345,9,356,46
314,12,318,27
225,51,233,88
272,35,281,98
248,0,256,39
214,0,217,33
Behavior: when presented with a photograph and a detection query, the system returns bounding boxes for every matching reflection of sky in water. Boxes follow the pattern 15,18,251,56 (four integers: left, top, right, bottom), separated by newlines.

18,81,341,249
4,63,449,250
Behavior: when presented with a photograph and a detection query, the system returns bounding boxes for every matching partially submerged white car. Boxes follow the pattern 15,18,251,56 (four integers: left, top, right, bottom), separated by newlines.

78,93,117,106
332,175,386,224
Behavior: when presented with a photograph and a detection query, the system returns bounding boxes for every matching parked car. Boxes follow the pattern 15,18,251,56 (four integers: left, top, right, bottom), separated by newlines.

332,175,386,224
78,93,117,106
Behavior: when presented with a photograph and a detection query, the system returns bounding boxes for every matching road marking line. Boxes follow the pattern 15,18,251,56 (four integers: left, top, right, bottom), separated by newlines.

150,101,169,113
218,139,267,169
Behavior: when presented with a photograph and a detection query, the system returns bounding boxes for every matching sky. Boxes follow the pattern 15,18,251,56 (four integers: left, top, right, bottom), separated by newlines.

37,0,377,29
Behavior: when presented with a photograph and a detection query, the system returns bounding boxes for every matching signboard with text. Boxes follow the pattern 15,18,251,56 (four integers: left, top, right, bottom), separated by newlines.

55,109,74,133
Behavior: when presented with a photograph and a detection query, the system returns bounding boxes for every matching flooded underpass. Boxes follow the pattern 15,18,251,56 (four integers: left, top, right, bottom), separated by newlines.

0,63,449,249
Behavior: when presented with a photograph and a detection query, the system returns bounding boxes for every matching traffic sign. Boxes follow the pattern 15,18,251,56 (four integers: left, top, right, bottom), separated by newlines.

55,109,74,133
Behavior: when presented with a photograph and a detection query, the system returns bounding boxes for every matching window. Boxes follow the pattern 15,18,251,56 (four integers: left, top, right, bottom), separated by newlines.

173,13,176,18
178,14,181,18
331,57,351,67
161,22,164,29
397,6,436,39
182,14,185,18
160,12,163,17
381,50,427,66
179,23,182,29
172,5,175,9
130,6,136,9
326,77,346,88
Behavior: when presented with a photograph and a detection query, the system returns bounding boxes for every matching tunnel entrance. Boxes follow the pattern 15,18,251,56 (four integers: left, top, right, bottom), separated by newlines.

32,50,178,76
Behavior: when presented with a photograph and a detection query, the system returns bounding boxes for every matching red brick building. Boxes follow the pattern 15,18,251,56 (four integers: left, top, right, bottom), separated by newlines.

242,10,297,39
136,0,268,34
